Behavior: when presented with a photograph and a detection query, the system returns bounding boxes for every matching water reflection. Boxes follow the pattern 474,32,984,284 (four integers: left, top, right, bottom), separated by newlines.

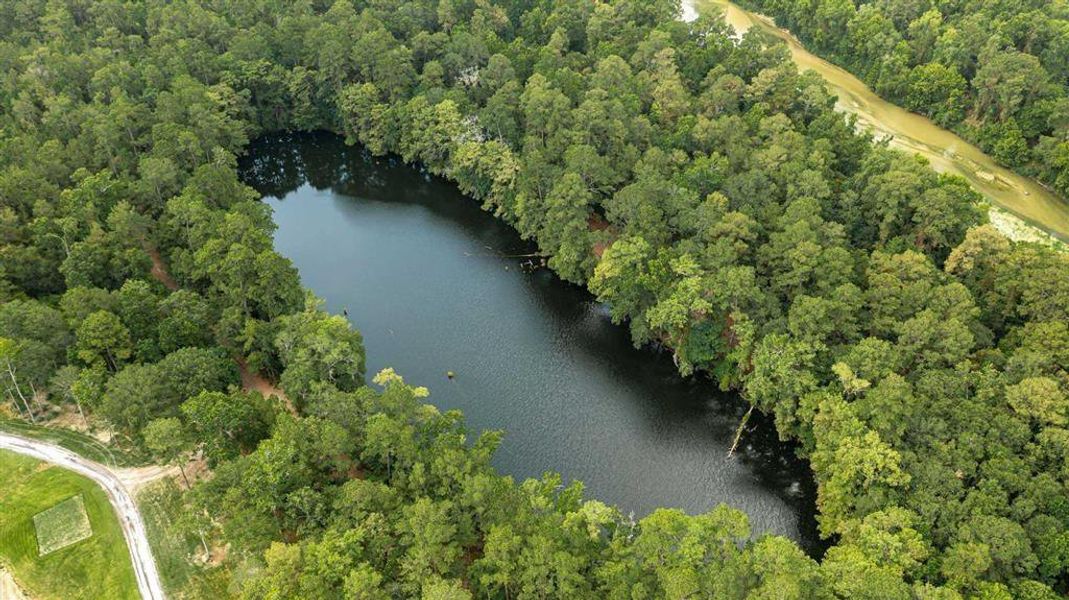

240,131,825,555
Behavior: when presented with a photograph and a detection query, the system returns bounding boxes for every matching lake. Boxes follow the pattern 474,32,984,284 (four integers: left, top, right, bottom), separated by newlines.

239,132,821,552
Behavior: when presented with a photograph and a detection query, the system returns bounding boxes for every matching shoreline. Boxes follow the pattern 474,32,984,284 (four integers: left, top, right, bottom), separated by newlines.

681,0,1067,247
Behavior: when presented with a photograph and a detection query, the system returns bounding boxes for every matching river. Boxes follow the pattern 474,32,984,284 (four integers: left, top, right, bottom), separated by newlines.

239,132,821,552
683,0,1069,243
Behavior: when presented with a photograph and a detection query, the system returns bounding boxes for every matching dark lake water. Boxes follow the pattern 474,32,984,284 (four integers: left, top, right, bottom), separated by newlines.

239,131,821,552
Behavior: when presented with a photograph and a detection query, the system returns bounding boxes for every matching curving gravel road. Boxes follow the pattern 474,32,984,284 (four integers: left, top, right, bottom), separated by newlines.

0,433,166,600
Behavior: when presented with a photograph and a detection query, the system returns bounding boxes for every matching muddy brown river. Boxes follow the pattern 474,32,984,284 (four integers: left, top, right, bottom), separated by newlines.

684,0,1069,242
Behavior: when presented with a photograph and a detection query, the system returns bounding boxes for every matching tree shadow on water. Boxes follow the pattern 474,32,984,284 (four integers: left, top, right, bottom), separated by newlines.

239,130,828,557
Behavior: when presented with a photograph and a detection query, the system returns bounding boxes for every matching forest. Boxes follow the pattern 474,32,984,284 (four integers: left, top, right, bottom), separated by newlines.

1,0,1068,598
738,0,1069,199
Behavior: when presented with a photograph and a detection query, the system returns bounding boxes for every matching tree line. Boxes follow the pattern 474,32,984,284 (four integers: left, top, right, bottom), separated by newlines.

738,0,1069,199
1,0,1067,598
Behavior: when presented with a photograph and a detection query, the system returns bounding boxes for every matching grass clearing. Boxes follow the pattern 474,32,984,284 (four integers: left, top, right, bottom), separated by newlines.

139,478,234,599
33,495,93,556
0,417,140,468
0,450,138,600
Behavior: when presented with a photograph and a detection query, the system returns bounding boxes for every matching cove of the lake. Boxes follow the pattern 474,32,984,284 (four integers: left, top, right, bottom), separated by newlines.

239,131,822,553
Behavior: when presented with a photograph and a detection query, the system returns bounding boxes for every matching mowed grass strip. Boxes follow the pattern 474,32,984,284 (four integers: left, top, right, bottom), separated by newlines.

33,495,93,556
0,451,138,600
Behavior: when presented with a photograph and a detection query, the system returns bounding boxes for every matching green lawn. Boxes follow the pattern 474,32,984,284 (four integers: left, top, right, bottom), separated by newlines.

33,495,93,555
0,450,139,600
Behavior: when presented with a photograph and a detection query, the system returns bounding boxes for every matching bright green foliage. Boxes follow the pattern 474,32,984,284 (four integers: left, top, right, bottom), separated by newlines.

143,417,193,485
0,0,1066,596
199,374,830,598
275,301,366,407
74,310,132,372
744,0,1069,198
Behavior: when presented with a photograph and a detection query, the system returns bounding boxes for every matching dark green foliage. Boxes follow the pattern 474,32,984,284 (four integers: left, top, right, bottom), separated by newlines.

0,0,1065,597
99,347,238,437
741,0,1069,198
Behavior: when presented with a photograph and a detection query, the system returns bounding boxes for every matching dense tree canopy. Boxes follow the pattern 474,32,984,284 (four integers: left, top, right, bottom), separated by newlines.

740,0,1069,199
0,0,1066,598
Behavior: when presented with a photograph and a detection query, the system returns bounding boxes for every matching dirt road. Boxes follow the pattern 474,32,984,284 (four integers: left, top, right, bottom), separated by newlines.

0,433,166,600
0,568,29,600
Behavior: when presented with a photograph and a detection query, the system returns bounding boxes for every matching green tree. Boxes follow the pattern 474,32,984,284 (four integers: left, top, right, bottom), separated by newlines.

74,310,132,371
144,417,194,487
181,390,273,465
276,303,365,406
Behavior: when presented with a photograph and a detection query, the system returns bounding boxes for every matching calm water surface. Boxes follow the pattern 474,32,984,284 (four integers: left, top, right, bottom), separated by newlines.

239,132,821,552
